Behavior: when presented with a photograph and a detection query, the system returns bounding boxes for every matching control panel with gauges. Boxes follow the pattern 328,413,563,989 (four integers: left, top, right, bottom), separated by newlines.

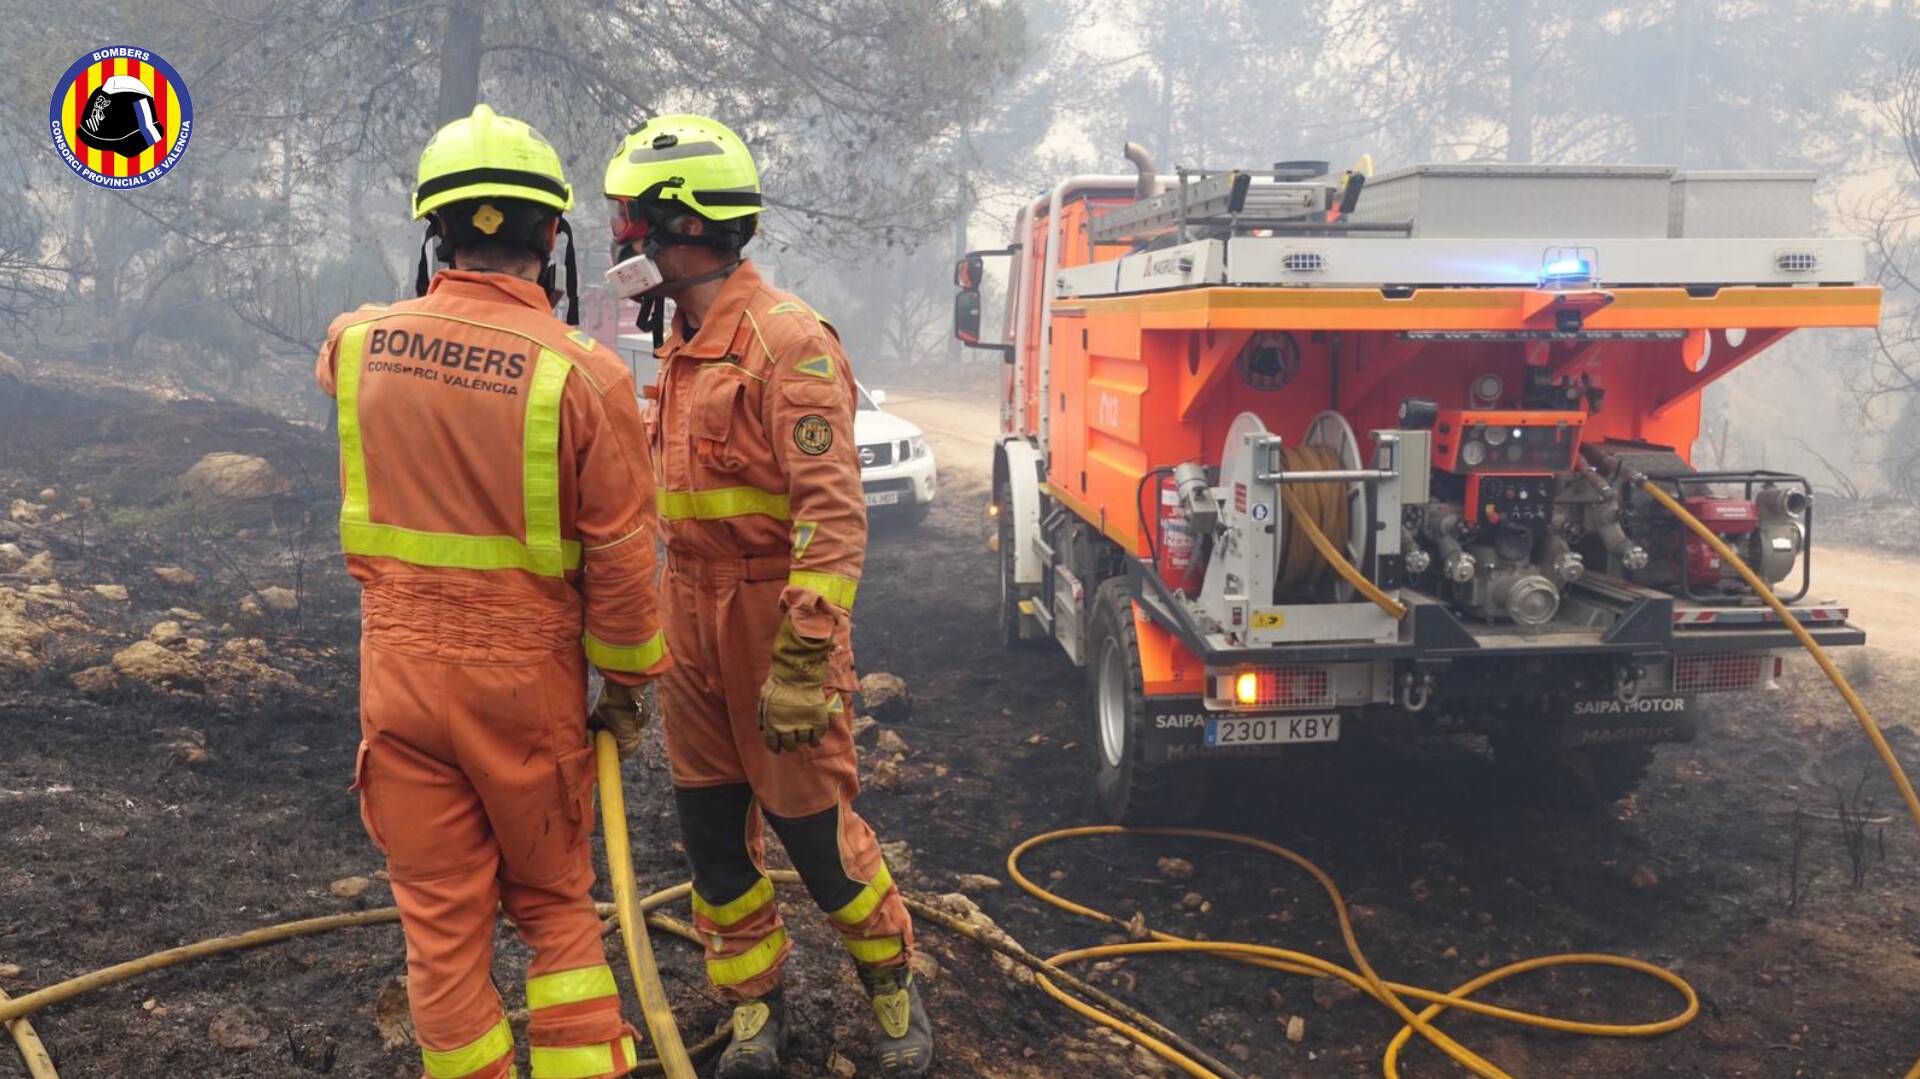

1430,409,1586,475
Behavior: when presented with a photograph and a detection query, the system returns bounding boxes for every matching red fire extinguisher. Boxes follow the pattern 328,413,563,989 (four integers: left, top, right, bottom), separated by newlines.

1158,475,1197,591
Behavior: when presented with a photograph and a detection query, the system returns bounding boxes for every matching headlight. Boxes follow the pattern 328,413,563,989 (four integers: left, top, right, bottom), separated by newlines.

910,436,929,460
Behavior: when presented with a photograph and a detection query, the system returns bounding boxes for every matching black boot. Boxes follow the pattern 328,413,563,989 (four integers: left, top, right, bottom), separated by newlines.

715,991,787,1079
858,966,933,1077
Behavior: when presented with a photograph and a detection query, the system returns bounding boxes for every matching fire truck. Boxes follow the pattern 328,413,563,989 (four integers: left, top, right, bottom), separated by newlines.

954,148,1879,823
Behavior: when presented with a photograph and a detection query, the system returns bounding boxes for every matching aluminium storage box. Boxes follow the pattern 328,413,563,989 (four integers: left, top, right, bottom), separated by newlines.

1348,163,1675,238
1668,171,1816,238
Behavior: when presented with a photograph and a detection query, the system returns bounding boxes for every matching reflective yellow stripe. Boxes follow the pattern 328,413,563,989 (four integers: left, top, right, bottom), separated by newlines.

335,323,373,526
340,522,583,573
582,629,668,673
657,486,791,522
522,349,573,576
844,935,905,964
706,927,788,987
335,326,579,578
529,1035,637,1079
526,964,617,1011
421,1017,512,1078
692,876,774,928
789,569,858,609
829,861,893,927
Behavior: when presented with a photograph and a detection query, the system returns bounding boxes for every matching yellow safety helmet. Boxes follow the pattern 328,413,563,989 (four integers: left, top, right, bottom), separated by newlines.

603,114,762,223
413,103,573,220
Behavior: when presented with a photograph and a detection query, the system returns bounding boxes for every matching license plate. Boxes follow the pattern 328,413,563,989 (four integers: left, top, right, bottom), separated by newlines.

1204,714,1340,747
864,490,902,506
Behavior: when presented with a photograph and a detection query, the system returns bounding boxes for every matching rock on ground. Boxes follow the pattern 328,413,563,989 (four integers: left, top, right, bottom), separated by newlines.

92,584,129,601
153,565,197,587
0,544,24,573
0,350,25,382
112,640,199,688
70,665,118,695
255,586,298,611
330,875,372,899
17,552,53,582
0,588,48,671
179,452,290,501
859,671,912,722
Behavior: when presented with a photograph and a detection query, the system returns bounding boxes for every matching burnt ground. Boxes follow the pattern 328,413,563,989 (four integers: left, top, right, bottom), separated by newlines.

4,371,1920,1078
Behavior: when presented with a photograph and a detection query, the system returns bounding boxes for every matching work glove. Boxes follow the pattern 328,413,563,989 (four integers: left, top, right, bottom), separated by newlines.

758,619,837,753
590,681,656,759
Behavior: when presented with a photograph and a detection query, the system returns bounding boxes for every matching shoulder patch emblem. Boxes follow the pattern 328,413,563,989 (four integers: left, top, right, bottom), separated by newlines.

792,414,834,456
794,353,835,380
567,329,595,350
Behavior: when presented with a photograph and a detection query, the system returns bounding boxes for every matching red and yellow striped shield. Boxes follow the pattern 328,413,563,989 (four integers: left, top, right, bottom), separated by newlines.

49,47,193,187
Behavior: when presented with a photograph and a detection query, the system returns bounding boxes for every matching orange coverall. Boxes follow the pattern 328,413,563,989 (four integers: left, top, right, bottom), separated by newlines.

316,270,669,1079
649,260,912,999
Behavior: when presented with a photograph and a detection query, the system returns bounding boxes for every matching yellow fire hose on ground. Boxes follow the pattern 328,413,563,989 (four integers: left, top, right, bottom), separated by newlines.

5,488,1919,1078
594,730,697,1079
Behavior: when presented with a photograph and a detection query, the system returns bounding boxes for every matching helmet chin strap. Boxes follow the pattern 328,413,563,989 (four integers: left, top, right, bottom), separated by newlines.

414,222,438,298
542,217,579,326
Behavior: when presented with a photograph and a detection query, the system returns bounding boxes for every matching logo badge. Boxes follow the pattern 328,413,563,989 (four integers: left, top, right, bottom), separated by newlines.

49,46,192,189
859,445,876,466
793,415,834,456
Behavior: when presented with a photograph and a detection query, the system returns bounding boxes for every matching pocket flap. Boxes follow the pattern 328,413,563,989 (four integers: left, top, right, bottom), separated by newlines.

693,369,746,443
780,378,844,409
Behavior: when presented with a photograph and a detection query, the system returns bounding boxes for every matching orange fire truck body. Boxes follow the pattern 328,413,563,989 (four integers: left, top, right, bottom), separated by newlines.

958,158,1880,821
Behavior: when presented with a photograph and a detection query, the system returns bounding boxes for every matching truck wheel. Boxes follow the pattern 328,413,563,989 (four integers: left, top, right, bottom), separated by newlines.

1088,579,1208,824
1490,727,1654,810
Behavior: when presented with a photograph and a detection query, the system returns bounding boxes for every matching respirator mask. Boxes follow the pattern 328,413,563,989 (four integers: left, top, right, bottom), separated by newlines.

605,191,740,347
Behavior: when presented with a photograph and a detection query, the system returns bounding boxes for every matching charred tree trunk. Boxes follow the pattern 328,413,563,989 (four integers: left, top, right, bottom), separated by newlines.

435,0,485,125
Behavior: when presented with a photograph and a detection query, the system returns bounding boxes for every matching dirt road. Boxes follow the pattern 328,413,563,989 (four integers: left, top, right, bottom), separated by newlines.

1813,544,1920,656
881,388,1000,474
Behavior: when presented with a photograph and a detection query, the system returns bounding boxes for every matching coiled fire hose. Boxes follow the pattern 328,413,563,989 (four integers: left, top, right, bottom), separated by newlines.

5,492,1917,1078
1273,444,1354,599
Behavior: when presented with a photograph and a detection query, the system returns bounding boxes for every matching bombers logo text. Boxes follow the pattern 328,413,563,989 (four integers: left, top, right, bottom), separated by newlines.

49,47,193,189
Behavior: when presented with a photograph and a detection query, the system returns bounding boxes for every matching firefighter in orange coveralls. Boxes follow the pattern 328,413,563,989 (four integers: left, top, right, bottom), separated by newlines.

317,104,669,1079
602,116,932,1078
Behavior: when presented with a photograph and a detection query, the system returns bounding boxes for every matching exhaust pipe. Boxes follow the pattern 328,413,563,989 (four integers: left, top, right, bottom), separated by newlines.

1123,142,1160,200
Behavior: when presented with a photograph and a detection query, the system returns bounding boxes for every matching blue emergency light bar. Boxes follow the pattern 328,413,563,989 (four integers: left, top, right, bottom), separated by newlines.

1541,256,1593,282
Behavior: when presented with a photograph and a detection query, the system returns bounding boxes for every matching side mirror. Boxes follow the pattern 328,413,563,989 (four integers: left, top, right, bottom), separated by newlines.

869,388,888,407
953,289,983,345
954,253,984,290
